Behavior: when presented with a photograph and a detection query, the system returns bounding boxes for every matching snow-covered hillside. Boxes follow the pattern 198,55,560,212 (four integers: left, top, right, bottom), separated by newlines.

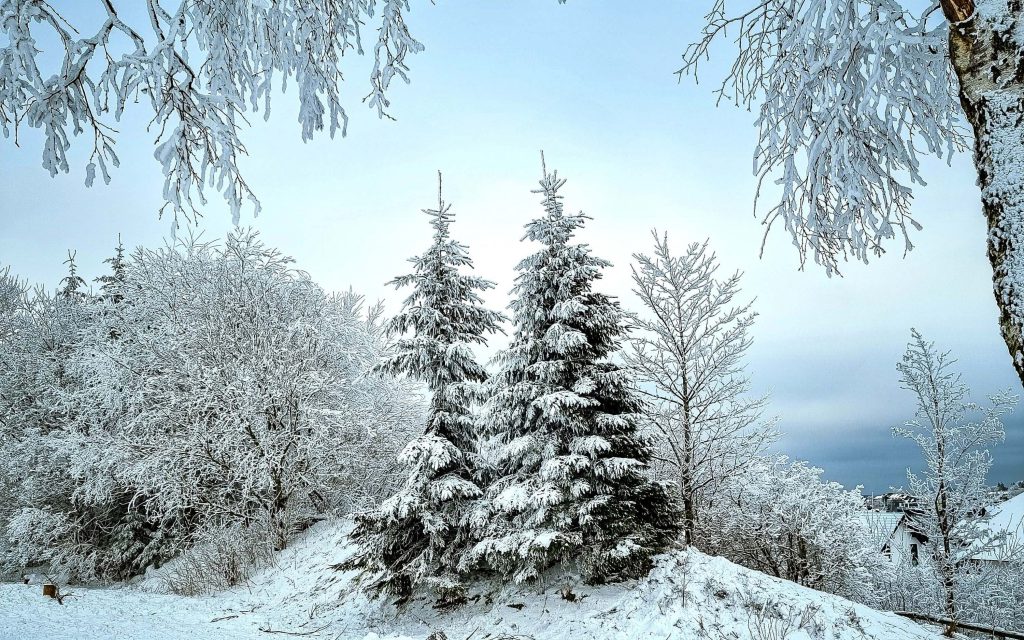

0,521,942,640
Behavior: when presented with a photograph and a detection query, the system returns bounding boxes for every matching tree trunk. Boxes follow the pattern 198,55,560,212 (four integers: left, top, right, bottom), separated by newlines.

681,471,696,546
934,435,957,637
680,389,696,546
944,0,1024,388
941,566,958,638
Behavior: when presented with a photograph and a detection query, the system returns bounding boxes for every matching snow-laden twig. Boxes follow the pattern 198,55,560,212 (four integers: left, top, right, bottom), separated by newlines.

0,0,424,225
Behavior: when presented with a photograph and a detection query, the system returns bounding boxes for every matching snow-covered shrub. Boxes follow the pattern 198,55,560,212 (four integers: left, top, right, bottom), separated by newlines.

0,233,423,582
3,508,80,578
0,286,138,582
873,561,943,618
78,231,423,551
704,457,890,604
874,552,1024,632
964,556,1024,631
159,523,276,596
0,267,26,577
741,597,798,640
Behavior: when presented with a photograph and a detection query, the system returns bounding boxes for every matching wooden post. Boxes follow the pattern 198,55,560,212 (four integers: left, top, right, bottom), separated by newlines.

42,583,57,599
895,611,1024,640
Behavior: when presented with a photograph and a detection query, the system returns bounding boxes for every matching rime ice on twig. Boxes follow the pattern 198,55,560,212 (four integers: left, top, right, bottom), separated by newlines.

0,1,423,226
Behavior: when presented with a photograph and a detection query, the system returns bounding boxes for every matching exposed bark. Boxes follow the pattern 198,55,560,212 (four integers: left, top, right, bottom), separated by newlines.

933,394,957,637
946,0,1024,388
939,0,975,23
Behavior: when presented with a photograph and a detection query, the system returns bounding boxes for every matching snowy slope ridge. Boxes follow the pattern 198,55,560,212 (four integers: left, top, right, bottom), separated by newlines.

0,520,942,640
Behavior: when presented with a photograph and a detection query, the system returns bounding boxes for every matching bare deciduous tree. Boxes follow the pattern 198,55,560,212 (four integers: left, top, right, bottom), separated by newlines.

625,231,777,546
894,329,1016,636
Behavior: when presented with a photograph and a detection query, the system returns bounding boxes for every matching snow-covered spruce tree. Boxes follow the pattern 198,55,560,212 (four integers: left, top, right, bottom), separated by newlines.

344,175,504,602
466,157,680,585
894,329,1016,636
680,0,1024,388
625,232,777,547
95,237,127,304
0,265,25,343
58,251,87,302
0,1,424,224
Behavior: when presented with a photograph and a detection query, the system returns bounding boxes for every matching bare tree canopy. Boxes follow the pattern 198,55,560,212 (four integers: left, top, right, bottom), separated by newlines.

626,231,777,546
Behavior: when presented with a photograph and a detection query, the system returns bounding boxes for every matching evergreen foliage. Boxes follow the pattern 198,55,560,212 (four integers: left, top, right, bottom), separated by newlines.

58,251,87,302
465,156,679,585
345,175,504,601
95,236,127,304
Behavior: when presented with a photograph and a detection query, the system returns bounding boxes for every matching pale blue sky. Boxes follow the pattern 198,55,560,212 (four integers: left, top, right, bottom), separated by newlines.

1,1,1020,492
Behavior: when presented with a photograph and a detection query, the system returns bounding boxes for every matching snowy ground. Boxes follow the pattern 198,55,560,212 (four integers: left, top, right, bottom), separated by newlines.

0,584,265,640
0,521,944,640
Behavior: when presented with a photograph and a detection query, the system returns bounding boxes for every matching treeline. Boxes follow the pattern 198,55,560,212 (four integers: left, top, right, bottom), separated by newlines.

1,160,1022,634
0,234,423,580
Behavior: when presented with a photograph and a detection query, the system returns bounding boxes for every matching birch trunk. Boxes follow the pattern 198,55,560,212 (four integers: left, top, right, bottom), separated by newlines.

944,0,1024,387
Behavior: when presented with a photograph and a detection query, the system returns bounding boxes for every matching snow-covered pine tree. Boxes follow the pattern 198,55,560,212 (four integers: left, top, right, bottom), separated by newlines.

58,251,87,302
466,156,679,585
95,237,127,304
344,174,505,602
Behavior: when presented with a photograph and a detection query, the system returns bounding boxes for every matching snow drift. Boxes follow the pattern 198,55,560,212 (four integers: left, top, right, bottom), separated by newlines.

0,520,943,640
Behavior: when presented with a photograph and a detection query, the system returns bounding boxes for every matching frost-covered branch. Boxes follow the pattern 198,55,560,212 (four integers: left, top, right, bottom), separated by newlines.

680,0,1024,388
680,0,965,274
0,0,424,225
625,231,777,546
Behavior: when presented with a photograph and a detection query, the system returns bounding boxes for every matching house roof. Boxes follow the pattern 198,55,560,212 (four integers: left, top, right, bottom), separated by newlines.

974,492,1024,562
987,491,1024,531
856,511,905,550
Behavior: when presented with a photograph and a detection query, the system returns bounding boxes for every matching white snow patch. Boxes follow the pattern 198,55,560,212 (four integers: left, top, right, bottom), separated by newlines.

0,520,946,640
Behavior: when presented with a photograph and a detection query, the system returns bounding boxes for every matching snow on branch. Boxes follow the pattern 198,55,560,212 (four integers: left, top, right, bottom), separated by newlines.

0,0,423,225
680,0,967,274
